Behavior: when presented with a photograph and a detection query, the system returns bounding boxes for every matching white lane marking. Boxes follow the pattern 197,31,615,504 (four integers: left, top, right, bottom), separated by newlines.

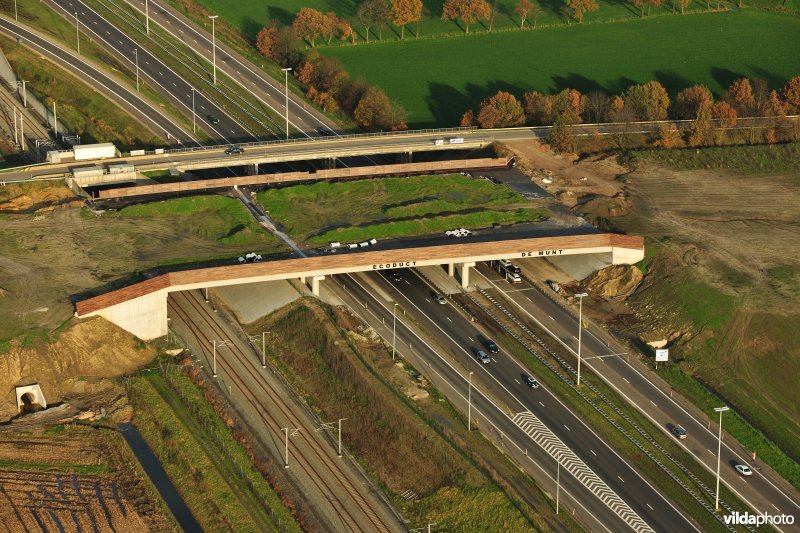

617,476,625,483
649,400,657,407
772,504,780,511
514,379,521,385
590,449,597,456
404,279,411,285
468,336,474,341
446,316,452,322
622,377,630,384
526,296,532,302
538,401,544,407
548,315,555,320
647,503,654,511
491,358,497,363
564,425,570,431
707,449,715,456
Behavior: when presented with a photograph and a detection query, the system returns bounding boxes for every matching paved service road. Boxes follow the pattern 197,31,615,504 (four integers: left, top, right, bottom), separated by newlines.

334,270,699,532
472,261,800,530
0,15,193,145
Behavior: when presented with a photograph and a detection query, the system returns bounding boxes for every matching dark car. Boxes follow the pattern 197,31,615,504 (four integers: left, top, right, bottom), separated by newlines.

388,271,403,282
316,126,335,136
484,339,499,354
225,146,244,155
522,374,540,389
207,114,220,125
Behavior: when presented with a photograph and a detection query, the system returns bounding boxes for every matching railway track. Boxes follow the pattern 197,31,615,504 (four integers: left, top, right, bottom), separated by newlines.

0,87,51,152
167,290,395,533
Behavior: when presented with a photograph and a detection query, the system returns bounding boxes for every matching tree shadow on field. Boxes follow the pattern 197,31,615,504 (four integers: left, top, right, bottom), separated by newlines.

602,0,642,17
240,17,263,41
710,67,746,94
652,70,694,95
538,0,569,18
609,75,639,96
267,6,294,25
551,73,605,94
326,0,358,18
747,65,787,92
425,80,527,127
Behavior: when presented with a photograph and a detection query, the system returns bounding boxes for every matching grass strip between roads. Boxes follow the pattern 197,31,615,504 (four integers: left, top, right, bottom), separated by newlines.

128,365,299,532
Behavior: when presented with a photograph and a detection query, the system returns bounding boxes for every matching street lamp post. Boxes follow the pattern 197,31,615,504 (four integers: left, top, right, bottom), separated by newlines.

575,292,588,386
75,12,80,54
556,453,561,514
145,0,150,34
190,87,196,133
281,428,299,468
20,80,27,108
133,48,139,92
281,67,292,139
261,331,267,368
211,339,232,378
714,406,730,511
13,0,17,21
208,15,218,85
391,303,398,360
468,371,473,431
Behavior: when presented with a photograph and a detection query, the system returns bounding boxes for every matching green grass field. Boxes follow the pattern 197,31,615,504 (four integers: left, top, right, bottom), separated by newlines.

194,0,798,41
320,10,800,126
255,174,547,244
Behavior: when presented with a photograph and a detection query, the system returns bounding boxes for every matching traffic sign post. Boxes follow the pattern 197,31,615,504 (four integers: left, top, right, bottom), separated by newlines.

655,348,668,369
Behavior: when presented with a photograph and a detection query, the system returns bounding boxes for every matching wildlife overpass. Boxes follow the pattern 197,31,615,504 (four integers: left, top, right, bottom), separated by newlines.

75,233,644,341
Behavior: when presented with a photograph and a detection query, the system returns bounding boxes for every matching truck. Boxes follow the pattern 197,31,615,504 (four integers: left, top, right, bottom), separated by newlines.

433,139,445,146
70,165,104,179
449,137,464,144
491,260,523,284
73,143,119,161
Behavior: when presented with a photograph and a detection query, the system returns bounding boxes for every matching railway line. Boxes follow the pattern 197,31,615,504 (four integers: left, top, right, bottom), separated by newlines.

0,87,51,154
167,289,397,533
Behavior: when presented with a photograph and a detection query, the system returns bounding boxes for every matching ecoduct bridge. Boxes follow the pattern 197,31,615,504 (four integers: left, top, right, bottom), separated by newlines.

75,233,644,341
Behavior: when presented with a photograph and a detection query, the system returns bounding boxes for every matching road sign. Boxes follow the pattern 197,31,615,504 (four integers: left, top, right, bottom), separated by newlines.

655,349,669,362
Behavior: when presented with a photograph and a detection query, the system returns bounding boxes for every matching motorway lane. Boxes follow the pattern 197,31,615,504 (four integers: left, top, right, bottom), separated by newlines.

472,261,800,526
332,273,638,532
0,15,193,144
367,268,698,531
47,0,252,142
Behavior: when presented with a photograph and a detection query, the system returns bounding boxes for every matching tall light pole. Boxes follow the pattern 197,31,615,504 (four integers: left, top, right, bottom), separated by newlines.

261,331,267,368
391,303,398,360
53,101,57,137
133,48,139,92
75,12,80,54
190,87,196,133
281,67,292,139
282,427,299,468
468,371,474,431
20,80,27,108
145,0,150,34
211,339,232,378
337,418,346,457
208,15,218,85
575,292,588,386
13,0,17,21
556,453,561,514
714,406,730,511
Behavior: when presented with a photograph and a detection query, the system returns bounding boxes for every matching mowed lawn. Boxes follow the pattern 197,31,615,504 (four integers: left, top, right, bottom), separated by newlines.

322,10,800,127
255,174,547,244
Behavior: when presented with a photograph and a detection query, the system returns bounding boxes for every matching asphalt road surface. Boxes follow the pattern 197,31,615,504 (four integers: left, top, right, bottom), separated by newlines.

334,270,699,532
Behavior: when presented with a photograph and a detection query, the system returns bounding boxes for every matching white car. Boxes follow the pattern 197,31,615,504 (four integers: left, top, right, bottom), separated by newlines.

735,464,753,476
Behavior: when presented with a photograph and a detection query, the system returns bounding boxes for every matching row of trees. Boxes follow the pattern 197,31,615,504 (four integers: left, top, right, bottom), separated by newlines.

463,76,800,129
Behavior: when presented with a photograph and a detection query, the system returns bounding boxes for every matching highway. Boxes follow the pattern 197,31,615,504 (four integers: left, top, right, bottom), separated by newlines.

471,261,800,529
0,14,192,145
331,270,698,532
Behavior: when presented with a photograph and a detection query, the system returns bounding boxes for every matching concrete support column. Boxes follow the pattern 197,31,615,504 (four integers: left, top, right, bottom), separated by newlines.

448,262,455,277
460,262,476,289
300,276,306,284
407,151,412,163
247,163,258,175
311,275,325,296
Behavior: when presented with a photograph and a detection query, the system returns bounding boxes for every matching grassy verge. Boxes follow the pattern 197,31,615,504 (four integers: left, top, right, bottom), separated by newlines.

255,173,548,244
128,366,299,532
635,142,800,174
455,291,756,532
245,299,567,530
113,195,277,247
321,10,800,126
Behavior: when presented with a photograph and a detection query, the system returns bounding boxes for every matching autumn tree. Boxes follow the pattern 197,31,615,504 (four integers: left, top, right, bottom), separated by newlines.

442,0,491,34
654,123,685,148
487,1,501,31
477,91,525,128
357,0,390,42
725,78,755,116
523,91,554,125
256,26,278,59
338,78,370,115
271,26,303,67
585,91,608,122
551,88,584,124
391,0,423,39
566,0,598,22
688,104,713,146
460,109,475,126
632,0,646,17
676,0,689,13
321,12,340,45
711,101,737,128
672,84,713,119
293,8,326,47
782,76,800,112
529,2,543,26
548,113,576,153
623,81,670,121
515,0,533,27
762,90,788,117
646,0,663,15
338,19,356,43
353,86,407,130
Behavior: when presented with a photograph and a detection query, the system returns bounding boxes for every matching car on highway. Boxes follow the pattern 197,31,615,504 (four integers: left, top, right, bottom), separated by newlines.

433,294,447,305
735,464,753,476
522,374,540,389
671,426,687,439
475,350,491,364
207,114,220,125
316,126,335,136
388,271,403,282
484,339,499,354
225,146,244,155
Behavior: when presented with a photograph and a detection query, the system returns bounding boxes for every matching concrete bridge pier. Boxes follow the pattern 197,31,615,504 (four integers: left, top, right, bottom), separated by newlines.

246,163,259,175
459,262,476,289
311,275,325,296
447,262,455,277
